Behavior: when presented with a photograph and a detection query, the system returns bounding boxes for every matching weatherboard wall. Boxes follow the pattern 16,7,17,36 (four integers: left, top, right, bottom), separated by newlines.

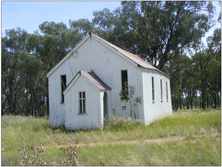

48,35,144,127
142,68,172,125
64,76,103,130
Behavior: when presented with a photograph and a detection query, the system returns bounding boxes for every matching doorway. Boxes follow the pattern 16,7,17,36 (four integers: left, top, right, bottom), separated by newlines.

103,92,108,122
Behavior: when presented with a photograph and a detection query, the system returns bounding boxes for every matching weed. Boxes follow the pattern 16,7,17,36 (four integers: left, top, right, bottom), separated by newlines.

1,109,221,166
16,138,46,166
14,138,81,166
59,138,81,166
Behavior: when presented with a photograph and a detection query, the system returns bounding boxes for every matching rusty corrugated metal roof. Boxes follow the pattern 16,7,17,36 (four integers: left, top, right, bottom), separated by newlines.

48,32,169,78
81,71,111,91
91,33,169,77
64,70,111,93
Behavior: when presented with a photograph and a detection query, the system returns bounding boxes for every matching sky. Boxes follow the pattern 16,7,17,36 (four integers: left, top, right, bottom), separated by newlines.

1,1,221,46
1,1,121,34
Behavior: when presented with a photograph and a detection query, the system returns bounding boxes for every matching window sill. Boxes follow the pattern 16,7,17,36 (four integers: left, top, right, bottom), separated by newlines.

78,113,88,116
152,100,155,103
161,100,163,103
60,102,64,104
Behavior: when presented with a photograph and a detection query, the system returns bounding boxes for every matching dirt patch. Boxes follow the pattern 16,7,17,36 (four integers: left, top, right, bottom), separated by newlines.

42,136,186,149
2,134,219,152
43,133,220,149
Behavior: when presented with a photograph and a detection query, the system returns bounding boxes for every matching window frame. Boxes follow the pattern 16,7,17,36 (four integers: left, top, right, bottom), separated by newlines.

121,70,128,100
166,81,168,102
79,92,86,114
61,75,66,103
152,77,155,103
160,79,163,102
121,70,128,91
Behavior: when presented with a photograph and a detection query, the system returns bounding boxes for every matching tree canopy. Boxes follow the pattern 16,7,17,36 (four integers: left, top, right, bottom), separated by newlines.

92,1,215,70
1,2,221,116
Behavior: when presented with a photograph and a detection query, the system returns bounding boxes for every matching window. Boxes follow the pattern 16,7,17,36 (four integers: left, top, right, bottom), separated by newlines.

160,79,163,102
79,92,86,113
152,77,155,102
61,75,66,103
121,70,128,100
166,81,168,102
121,70,128,91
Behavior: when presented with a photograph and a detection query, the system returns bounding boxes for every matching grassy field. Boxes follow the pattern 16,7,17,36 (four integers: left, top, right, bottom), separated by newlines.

1,109,221,166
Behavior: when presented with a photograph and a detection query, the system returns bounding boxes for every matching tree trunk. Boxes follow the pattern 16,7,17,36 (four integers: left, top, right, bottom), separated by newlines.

186,99,190,109
202,78,206,109
217,94,220,108
157,56,167,70
190,98,193,109
207,96,209,108
213,95,216,108
30,87,34,116
180,100,182,110
9,80,13,114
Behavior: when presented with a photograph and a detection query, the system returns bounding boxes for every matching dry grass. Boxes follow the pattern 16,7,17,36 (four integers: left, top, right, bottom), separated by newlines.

1,109,221,165
78,135,221,166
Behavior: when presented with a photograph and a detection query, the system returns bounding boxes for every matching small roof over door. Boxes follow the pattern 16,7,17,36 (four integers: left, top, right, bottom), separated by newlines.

63,70,111,95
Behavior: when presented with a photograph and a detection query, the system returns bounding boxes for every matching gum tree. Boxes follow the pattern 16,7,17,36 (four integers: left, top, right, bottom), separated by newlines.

93,1,215,70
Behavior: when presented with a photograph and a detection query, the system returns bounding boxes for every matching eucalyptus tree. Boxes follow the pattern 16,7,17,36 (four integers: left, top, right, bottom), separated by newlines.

192,51,214,109
18,51,46,116
182,58,197,109
26,21,82,69
69,19,94,36
93,1,215,70
92,7,137,51
163,54,195,110
1,28,29,115
205,28,221,107
26,21,83,116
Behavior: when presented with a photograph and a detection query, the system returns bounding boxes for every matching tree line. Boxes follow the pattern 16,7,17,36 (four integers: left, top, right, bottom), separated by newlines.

1,1,221,116
163,28,221,110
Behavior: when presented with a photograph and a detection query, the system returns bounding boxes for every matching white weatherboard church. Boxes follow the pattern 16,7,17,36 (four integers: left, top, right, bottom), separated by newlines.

47,33,172,130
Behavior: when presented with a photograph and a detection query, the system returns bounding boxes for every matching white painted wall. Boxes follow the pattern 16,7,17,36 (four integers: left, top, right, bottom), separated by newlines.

64,76,104,130
48,36,144,127
142,68,172,125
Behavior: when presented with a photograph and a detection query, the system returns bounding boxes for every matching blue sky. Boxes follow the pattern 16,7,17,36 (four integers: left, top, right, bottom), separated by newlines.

1,1,121,34
1,1,221,46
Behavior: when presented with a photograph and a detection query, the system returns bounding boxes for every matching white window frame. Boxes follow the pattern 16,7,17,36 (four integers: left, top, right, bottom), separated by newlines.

166,81,168,102
79,92,86,114
152,77,155,103
121,70,128,91
61,75,66,103
160,79,163,102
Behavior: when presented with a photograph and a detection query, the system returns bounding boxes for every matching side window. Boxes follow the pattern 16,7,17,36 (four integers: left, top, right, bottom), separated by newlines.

79,92,86,113
166,81,168,102
160,79,163,102
121,70,128,100
121,70,128,91
152,77,155,102
61,75,66,103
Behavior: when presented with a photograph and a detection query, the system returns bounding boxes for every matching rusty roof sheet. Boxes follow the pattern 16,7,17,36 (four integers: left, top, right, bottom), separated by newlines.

81,71,111,91
64,71,111,94
91,33,169,77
